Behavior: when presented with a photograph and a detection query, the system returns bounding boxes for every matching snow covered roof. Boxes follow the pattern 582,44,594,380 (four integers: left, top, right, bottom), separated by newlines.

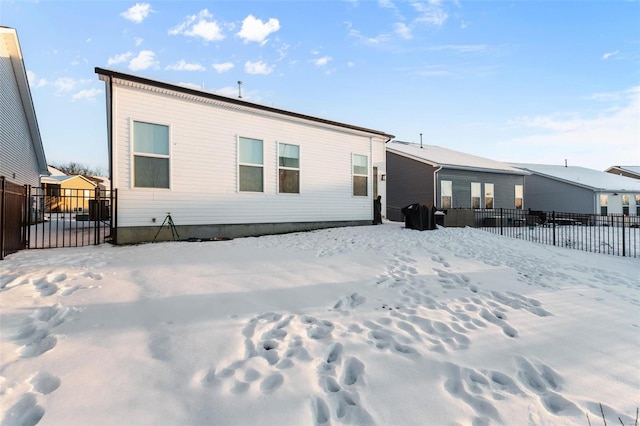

41,174,97,186
512,163,640,192
605,166,640,179
387,141,528,175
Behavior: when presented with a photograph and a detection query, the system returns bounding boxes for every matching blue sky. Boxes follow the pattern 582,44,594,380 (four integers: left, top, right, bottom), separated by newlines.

2,0,638,173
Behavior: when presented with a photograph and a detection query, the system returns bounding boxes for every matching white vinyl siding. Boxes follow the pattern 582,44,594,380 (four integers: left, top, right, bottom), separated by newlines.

0,40,42,187
111,82,383,227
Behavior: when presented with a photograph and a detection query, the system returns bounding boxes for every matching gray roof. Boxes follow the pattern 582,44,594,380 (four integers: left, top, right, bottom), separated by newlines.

513,163,640,192
387,141,529,175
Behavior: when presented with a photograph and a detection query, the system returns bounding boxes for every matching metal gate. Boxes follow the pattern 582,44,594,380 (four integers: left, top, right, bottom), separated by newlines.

0,177,28,259
27,187,115,249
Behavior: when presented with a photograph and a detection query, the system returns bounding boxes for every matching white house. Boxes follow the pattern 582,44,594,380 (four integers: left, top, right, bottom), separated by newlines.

512,163,640,216
95,68,393,244
0,26,48,187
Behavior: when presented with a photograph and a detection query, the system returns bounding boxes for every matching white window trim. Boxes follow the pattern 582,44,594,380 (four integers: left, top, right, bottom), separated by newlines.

441,180,452,209
471,182,481,209
352,153,369,197
515,184,523,209
130,118,172,190
277,142,301,195
484,183,494,209
237,135,265,193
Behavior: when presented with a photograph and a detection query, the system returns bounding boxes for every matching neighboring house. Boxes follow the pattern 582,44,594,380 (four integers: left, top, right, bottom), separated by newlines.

512,164,640,215
41,173,98,214
386,141,529,221
0,26,48,187
605,166,640,181
95,67,394,244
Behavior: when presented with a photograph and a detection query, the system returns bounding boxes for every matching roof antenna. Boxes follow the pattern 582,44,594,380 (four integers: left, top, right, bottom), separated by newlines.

237,80,243,99
420,133,423,149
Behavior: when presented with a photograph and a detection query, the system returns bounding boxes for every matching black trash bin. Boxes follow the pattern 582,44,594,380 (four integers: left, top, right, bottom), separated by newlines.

401,203,436,231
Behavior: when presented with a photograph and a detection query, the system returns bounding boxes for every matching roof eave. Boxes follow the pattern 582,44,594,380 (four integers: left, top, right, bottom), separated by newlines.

95,67,394,140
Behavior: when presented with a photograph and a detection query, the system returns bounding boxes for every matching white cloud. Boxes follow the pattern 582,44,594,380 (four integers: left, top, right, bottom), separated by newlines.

393,22,412,40
602,50,619,60
72,88,102,101
121,3,153,24
245,60,273,75
237,15,280,45
311,56,333,67
169,9,225,42
134,37,144,46
108,52,133,65
504,86,640,168
412,1,448,26
53,77,78,93
212,62,234,73
26,70,47,88
165,60,205,71
128,50,158,71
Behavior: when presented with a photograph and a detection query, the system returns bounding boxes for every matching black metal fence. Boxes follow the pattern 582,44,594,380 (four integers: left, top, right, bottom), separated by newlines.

27,187,115,249
473,208,639,258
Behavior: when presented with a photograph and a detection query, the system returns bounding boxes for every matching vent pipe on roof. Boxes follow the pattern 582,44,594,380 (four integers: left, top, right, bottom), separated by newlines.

237,80,243,99
420,133,423,149
564,159,567,167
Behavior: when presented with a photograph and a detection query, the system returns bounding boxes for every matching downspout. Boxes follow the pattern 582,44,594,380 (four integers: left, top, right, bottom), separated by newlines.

433,166,443,207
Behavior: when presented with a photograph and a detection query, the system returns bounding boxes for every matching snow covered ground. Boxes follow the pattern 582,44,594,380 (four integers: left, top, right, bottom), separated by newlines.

1,222,638,426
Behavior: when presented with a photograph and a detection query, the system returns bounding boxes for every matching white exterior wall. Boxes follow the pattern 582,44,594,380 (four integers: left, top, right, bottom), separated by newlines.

0,36,42,188
112,81,388,228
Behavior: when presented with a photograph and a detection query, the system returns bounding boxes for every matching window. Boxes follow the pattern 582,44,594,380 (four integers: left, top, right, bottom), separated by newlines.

84,190,92,198
515,185,523,209
485,183,494,209
622,194,630,215
133,121,170,188
353,154,368,196
278,143,300,194
471,182,481,209
238,137,263,192
636,195,640,216
441,180,452,209
600,194,608,215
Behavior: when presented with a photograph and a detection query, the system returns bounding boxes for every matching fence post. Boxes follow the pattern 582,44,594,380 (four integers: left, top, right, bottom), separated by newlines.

552,211,556,246
622,215,626,257
94,187,100,245
500,208,503,235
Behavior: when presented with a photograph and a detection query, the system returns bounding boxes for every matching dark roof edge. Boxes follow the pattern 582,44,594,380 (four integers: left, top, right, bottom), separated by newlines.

95,67,394,140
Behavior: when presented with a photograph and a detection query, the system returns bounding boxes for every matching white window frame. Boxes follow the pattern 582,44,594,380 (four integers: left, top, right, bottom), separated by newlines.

237,136,264,193
515,184,523,210
441,180,452,209
352,154,368,197
600,194,608,215
277,143,300,194
131,119,171,190
485,183,494,209
471,182,481,209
